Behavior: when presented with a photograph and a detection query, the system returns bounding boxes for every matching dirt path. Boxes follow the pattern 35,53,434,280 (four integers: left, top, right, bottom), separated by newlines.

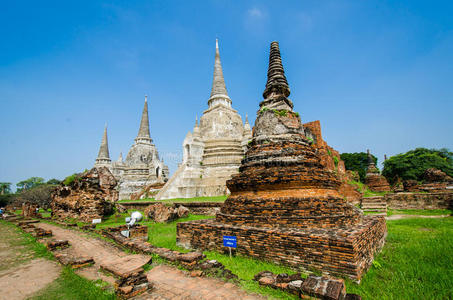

140,265,265,300
36,222,150,285
386,214,451,220
36,223,264,300
0,222,60,300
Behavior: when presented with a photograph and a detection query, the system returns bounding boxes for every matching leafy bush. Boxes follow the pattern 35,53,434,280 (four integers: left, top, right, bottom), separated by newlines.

16,177,45,192
259,107,269,114
63,174,79,186
15,184,56,209
382,148,453,185
273,109,287,117
0,194,14,207
333,156,339,167
46,178,61,185
341,152,377,182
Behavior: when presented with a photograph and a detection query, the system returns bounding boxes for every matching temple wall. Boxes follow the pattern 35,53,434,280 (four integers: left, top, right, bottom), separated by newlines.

385,192,453,210
177,216,386,280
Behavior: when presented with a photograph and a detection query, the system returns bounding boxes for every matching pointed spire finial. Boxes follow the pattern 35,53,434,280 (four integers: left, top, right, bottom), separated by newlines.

195,114,198,126
136,96,152,143
245,113,249,124
367,149,375,165
208,39,231,104
263,41,290,99
96,125,111,164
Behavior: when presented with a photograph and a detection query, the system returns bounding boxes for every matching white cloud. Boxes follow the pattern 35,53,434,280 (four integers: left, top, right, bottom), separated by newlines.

248,7,264,18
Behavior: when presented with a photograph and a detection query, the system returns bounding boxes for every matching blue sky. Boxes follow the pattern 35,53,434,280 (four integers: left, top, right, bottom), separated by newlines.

1,0,452,188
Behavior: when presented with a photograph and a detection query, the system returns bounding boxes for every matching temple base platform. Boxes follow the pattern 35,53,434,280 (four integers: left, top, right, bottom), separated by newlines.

177,215,386,280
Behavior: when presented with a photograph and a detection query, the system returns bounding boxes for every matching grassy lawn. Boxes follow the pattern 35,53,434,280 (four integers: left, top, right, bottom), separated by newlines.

139,214,453,299
117,195,227,204
117,198,157,203
148,214,214,250
27,206,453,299
146,214,301,299
348,180,390,197
387,208,452,216
30,267,115,300
346,217,453,299
0,220,115,300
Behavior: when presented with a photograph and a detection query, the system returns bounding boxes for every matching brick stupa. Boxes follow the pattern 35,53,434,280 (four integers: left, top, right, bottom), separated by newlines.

177,42,386,280
365,150,391,192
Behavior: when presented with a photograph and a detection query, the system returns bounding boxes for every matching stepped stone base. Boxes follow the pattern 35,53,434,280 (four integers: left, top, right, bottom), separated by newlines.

177,215,386,280
361,196,388,214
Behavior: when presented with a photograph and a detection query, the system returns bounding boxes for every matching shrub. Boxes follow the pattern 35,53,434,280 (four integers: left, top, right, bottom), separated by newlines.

15,184,56,209
333,156,339,167
0,194,14,207
382,148,453,185
273,109,287,117
259,107,269,114
341,152,377,182
63,174,79,186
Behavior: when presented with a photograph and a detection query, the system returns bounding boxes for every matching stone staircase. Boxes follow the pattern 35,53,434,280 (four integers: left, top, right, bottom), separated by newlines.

361,196,387,215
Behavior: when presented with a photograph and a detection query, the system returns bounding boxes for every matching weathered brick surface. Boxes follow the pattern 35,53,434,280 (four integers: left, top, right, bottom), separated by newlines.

177,216,386,280
365,172,391,192
385,192,453,210
365,157,391,192
51,167,116,222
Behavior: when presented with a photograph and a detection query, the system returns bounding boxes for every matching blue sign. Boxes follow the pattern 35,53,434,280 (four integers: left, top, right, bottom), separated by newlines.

223,236,237,248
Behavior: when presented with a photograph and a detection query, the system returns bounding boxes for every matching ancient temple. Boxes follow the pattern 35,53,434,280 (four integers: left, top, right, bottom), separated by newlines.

94,96,169,200
365,150,391,192
177,42,386,280
155,40,252,200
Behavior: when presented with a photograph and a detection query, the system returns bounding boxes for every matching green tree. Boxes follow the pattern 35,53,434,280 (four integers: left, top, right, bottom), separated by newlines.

340,152,377,182
16,177,45,192
46,178,61,185
15,184,56,209
0,182,11,195
382,148,453,185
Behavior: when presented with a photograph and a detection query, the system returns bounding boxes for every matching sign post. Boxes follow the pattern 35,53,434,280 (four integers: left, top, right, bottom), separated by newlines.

223,236,237,258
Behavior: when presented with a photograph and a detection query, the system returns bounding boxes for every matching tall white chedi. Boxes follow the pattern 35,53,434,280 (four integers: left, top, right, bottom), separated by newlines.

94,96,169,200
118,96,169,199
156,40,252,200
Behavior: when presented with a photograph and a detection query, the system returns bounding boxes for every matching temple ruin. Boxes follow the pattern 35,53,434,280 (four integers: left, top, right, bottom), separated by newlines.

94,97,169,200
156,40,252,200
177,41,387,280
365,149,391,192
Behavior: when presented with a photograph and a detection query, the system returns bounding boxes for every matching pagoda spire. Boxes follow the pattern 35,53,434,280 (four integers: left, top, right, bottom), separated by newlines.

95,125,111,165
263,41,290,99
135,95,152,143
208,39,231,106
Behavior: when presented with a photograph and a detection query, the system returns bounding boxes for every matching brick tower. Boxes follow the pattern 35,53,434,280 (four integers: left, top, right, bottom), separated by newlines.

177,42,386,280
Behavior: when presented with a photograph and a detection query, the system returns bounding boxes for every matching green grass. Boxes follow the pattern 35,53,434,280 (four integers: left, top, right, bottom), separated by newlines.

387,209,452,216
205,251,302,300
30,266,115,300
117,198,156,203
0,220,53,261
148,214,214,251
144,214,300,299
141,213,453,299
348,180,389,197
117,195,227,204
0,220,115,299
345,217,453,299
